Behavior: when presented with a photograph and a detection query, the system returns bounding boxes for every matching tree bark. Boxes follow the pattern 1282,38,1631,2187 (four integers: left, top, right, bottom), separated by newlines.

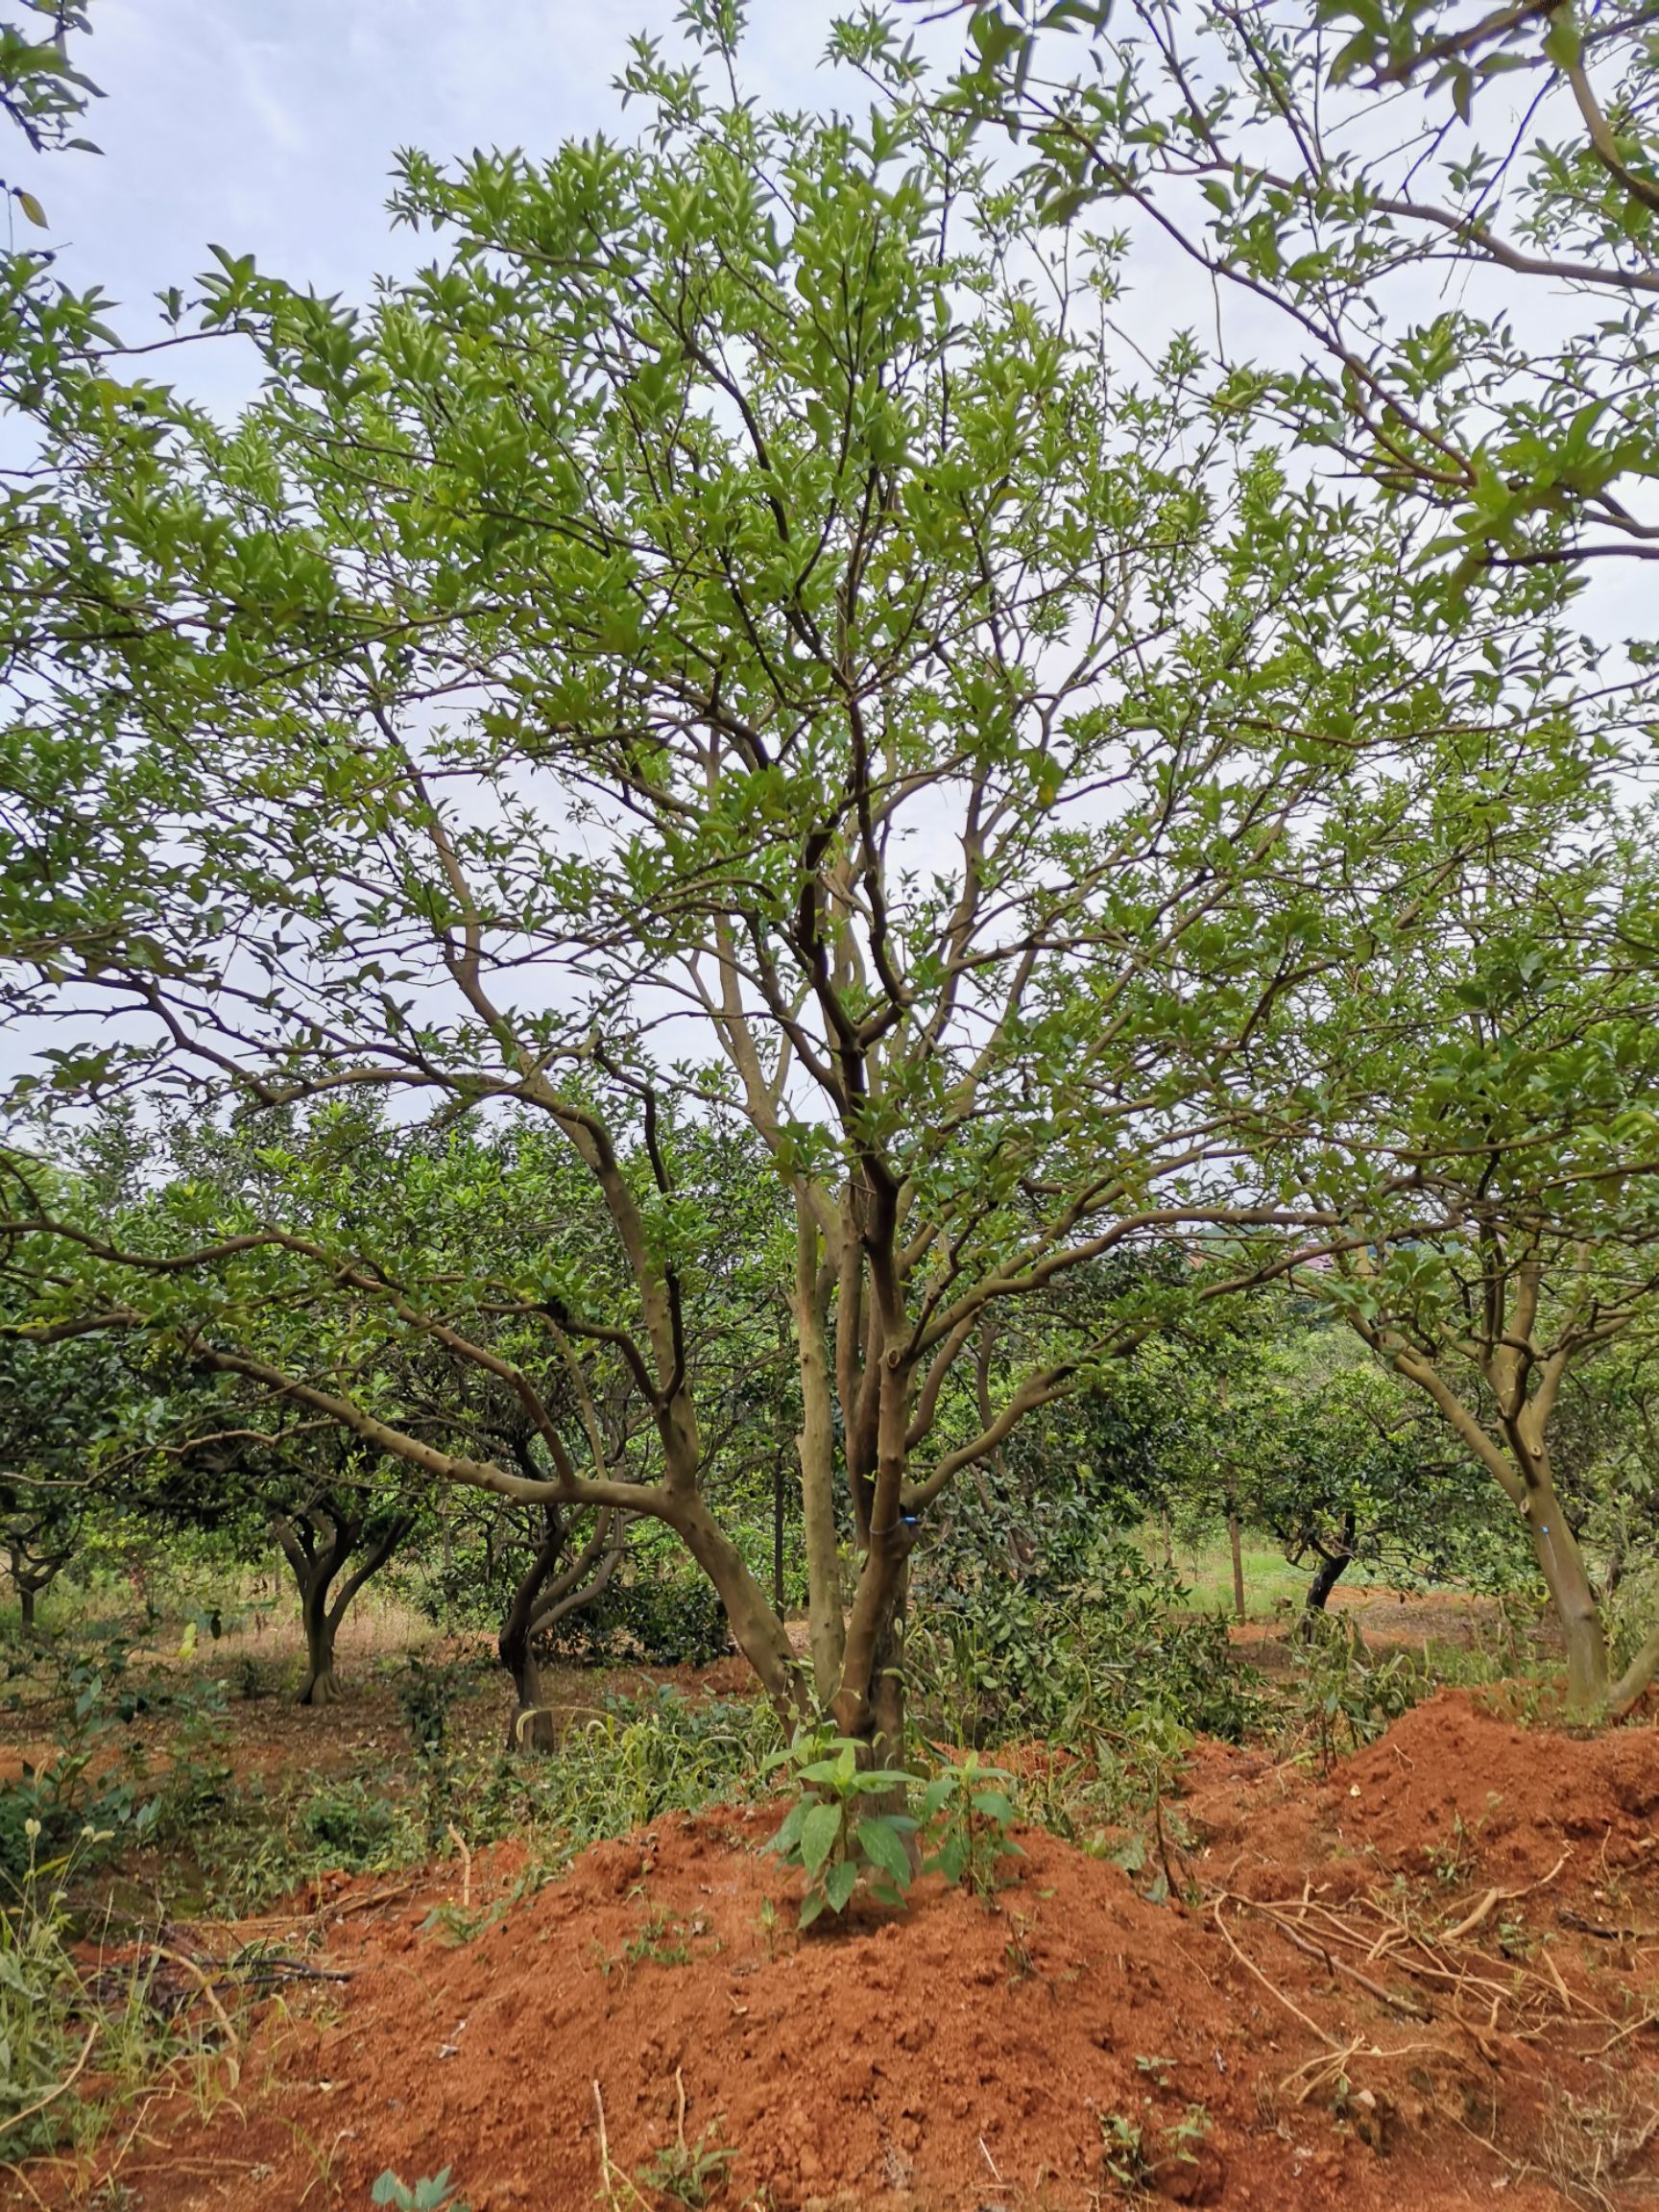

1304,1507,1358,1617
1227,1506,1246,1622
830,1563,912,1825
496,1503,627,1752
1521,1472,1608,1713
794,1197,847,1705
1382,1332,1616,1718
499,1507,564,1752
275,1500,411,1708
673,1494,805,1724
865,1563,908,1769
299,1574,344,1707
1305,1548,1351,1614
1608,1620,1659,1718
8,1540,66,1641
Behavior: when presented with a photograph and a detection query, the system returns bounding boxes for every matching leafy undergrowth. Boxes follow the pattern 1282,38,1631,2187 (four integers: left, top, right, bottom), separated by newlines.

9,1691,1657,2212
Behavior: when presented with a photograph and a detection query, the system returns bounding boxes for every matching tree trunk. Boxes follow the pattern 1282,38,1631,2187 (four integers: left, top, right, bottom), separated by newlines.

830,1563,912,1828
299,1575,343,1707
675,1494,805,1724
794,1200,847,1706
276,1501,411,1709
1305,1548,1351,1613
498,1506,564,1754
1304,1506,1358,1618
1608,1619,1659,1718
18,1580,36,1637
865,1564,908,1767
1524,1478,1608,1713
1602,1526,1625,1599
1227,1508,1246,1622
504,1642,556,1752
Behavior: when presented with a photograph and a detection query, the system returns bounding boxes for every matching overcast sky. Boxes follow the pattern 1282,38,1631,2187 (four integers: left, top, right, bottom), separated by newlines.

8,1,964,413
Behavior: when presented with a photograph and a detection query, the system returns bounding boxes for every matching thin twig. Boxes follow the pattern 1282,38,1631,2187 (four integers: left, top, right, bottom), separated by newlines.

591,2080,650,2211
1211,1897,1342,2049
154,1945,242,2088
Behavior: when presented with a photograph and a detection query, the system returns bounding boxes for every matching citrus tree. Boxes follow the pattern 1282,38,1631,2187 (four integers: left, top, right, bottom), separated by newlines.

0,14,1616,1751
1244,815,1659,1708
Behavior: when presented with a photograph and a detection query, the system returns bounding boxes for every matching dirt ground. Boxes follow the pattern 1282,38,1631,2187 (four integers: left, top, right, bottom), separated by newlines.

8,1687,1656,2212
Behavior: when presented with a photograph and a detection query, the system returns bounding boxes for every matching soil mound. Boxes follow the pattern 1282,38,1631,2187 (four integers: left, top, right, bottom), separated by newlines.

1185,1688,1659,1895
29,1695,1659,2212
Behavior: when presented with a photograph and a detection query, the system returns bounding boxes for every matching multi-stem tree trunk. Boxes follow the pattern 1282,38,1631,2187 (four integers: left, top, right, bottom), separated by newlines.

274,1499,411,1707
6,1534,70,1642
1374,1308,1636,1716
496,1503,627,1753
298,1569,343,1708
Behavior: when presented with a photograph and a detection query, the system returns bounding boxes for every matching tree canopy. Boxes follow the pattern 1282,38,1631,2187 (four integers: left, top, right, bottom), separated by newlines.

1,8,1655,1723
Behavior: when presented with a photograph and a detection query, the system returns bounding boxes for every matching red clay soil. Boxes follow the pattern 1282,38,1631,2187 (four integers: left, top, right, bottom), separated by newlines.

19,1692,1659,2212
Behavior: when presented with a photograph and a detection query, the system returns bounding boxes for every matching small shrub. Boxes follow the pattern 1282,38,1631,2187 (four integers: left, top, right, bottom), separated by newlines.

0,1823,209,2157
909,1535,1260,1750
144,1689,234,1847
0,1655,159,1885
763,1730,916,1928
637,2123,733,2208
919,1752,1022,1899
0,1824,100,2153
1286,1613,1421,1768
1101,2100,1213,2198
300,1777,407,1868
396,1655,466,1842
427,1685,777,1896
553,1566,730,1667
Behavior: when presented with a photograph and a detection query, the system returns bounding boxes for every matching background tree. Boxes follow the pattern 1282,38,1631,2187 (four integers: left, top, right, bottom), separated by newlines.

1204,1319,1522,1618
1252,821,1659,1708
154,1412,420,1707
0,1323,152,1635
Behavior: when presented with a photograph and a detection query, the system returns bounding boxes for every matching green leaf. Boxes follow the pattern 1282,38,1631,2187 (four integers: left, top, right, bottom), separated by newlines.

921,1774,956,1819
855,1815,914,1890
799,1801,842,1877
971,1790,1017,1825
933,1835,970,1885
824,1858,859,1912
13,188,48,228
970,10,1025,67
799,1890,827,1930
770,1799,807,1858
